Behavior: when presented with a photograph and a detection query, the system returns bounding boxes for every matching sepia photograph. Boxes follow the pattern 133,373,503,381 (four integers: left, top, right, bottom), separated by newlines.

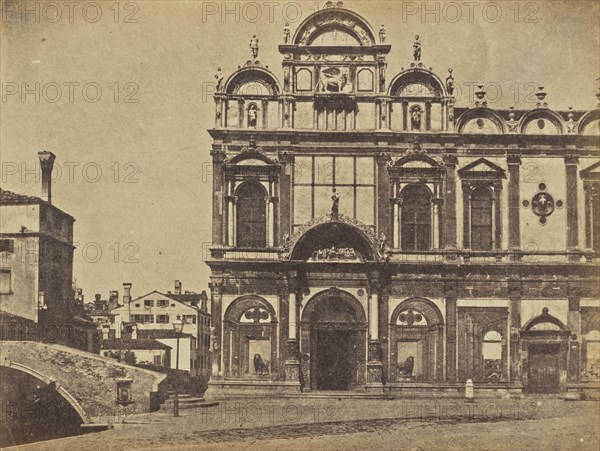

0,0,599,449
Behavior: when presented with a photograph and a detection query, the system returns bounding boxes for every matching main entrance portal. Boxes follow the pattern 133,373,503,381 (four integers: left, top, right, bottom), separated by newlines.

300,288,367,391
314,329,357,390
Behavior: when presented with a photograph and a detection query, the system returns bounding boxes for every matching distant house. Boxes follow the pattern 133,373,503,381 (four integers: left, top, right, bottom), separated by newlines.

110,281,210,378
0,152,97,352
100,338,171,370
85,291,119,340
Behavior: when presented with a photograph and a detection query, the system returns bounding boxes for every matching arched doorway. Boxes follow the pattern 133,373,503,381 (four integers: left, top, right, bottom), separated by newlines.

300,288,367,391
521,308,571,394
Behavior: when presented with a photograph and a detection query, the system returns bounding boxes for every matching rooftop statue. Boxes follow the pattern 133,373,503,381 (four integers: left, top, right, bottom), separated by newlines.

413,35,421,61
250,35,259,60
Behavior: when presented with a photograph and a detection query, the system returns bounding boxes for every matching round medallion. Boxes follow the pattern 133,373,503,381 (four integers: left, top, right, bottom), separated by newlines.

531,192,555,218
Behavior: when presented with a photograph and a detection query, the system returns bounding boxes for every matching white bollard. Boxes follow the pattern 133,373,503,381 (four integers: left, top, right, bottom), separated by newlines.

465,378,474,402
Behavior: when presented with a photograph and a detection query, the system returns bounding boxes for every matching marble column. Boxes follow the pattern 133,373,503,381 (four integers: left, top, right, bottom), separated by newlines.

210,150,226,246
209,279,223,378
445,282,457,381
284,274,301,384
508,281,522,385
565,155,579,254
507,155,521,259
567,285,581,382
367,277,384,389
442,154,458,252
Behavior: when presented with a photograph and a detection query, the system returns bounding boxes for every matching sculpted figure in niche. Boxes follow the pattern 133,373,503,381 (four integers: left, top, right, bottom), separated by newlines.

411,108,422,130
413,35,421,61
248,104,258,128
250,35,259,59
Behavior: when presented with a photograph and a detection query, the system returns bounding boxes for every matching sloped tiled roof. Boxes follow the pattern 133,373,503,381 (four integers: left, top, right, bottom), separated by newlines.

137,329,194,340
0,188,42,205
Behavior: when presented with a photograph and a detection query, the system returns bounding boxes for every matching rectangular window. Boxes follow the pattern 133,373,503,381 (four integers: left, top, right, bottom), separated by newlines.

157,299,168,308
144,300,154,308
0,271,11,294
0,239,14,253
131,314,154,324
293,156,376,229
154,355,162,366
183,315,196,324
156,314,169,324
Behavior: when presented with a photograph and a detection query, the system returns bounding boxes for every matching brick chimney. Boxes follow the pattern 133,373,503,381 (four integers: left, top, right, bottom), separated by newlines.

38,151,56,204
174,280,182,295
123,283,132,304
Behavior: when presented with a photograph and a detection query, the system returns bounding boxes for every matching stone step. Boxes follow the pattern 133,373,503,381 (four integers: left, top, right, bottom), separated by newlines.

162,398,219,410
281,391,393,400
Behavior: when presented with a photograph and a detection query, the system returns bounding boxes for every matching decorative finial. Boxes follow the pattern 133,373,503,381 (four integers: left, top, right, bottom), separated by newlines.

283,23,290,44
475,85,487,106
214,67,224,92
535,86,547,107
330,188,339,221
446,68,454,96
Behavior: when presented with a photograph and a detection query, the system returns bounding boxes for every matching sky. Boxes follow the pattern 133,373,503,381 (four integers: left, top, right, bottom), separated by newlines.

1,0,599,300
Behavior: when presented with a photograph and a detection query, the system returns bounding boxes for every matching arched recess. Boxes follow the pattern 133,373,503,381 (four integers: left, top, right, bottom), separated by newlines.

292,7,377,47
456,107,506,134
388,69,446,98
1,360,90,423
389,298,444,382
299,288,367,390
289,221,378,261
224,67,281,96
577,109,600,135
222,295,278,379
519,109,564,135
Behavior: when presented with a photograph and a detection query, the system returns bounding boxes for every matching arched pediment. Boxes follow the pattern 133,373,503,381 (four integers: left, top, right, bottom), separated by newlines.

388,67,446,98
224,295,277,323
456,107,506,134
228,150,277,166
394,153,441,168
224,65,281,96
523,308,566,331
519,108,564,135
577,109,600,135
390,298,443,327
301,287,366,324
287,218,380,261
292,5,376,47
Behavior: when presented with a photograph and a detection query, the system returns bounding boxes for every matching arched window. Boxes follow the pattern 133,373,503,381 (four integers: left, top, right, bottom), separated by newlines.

236,182,266,247
401,185,431,251
471,187,493,250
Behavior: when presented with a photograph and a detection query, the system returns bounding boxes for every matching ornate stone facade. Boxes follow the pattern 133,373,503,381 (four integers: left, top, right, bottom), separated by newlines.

205,3,600,398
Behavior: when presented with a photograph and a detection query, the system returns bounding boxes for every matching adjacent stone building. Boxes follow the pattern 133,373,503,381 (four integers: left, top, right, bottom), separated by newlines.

205,3,600,397
0,152,97,351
